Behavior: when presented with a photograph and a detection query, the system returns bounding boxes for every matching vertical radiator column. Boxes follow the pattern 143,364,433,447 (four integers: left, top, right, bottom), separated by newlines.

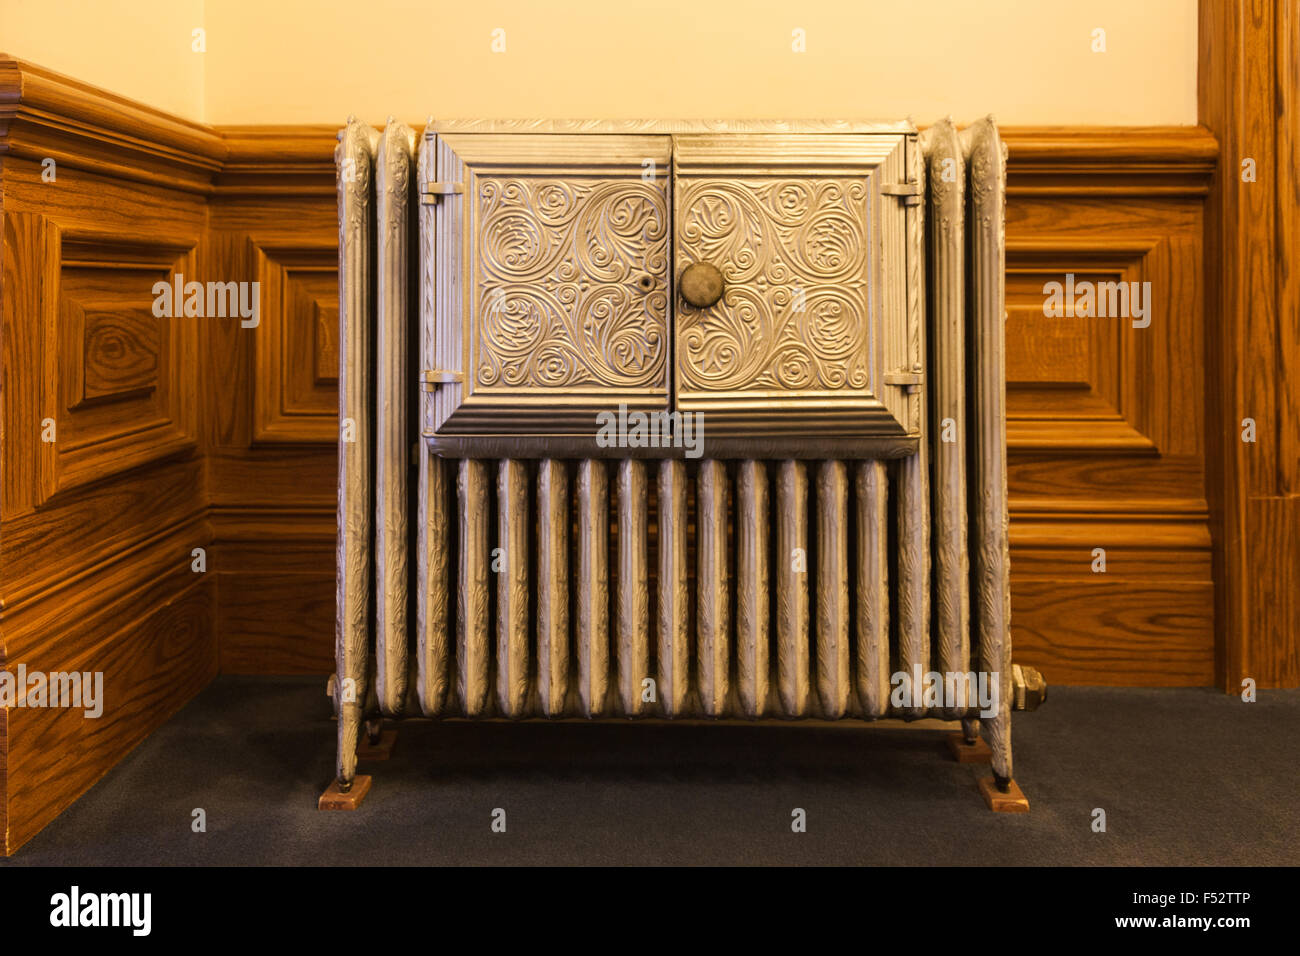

962,118,1013,788
416,124,451,717
896,131,930,718
375,121,416,718
335,118,379,791
920,119,972,719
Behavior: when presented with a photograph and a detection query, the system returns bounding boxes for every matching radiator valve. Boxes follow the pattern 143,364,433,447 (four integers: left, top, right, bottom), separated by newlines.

1010,664,1047,711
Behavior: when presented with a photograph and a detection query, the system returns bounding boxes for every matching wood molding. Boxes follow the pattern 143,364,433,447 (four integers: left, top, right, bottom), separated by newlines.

216,125,338,195
999,125,1217,196
1199,0,1300,689
0,56,224,193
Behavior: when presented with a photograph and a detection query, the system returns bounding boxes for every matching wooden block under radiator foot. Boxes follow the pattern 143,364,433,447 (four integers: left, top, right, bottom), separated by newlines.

978,776,1029,813
946,731,992,763
357,728,397,761
319,775,372,811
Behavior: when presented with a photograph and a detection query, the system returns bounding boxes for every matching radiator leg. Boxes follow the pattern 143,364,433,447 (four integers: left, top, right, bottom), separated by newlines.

356,718,397,761
946,717,991,763
979,775,1029,812
319,774,372,811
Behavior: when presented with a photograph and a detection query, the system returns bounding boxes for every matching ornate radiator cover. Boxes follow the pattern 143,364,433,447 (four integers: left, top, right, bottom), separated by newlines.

333,117,1023,806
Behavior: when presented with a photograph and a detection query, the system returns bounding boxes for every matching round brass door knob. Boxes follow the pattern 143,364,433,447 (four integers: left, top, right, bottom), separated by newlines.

679,262,725,309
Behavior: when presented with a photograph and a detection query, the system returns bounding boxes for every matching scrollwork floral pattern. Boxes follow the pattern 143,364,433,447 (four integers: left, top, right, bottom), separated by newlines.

475,177,668,389
677,177,870,392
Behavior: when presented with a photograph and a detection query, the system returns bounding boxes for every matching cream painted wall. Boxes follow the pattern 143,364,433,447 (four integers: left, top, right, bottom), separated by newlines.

3,0,1197,126
0,0,205,120
204,0,1198,125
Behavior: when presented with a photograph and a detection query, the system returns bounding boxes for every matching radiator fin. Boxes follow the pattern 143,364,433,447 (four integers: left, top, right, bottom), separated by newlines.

855,460,890,717
735,460,769,718
575,460,610,717
696,460,730,716
657,460,691,716
922,118,972,716
776,460,811,717
537,460,570,716
457,459,491,716
816,460,851,718
496,460,531,717
616,460,650,716
417,455,450,716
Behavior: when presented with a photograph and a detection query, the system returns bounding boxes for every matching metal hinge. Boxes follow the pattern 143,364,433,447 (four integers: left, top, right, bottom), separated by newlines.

884,367,924,392
420,369,463,391
881,181,923,206
420,181,465,205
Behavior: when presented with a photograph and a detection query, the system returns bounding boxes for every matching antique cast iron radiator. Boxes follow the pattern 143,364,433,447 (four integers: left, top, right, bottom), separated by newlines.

331,118,1042,810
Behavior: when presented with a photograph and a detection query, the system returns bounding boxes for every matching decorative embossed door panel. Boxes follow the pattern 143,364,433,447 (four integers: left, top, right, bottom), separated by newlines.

672,134,915,435
430,133,671,434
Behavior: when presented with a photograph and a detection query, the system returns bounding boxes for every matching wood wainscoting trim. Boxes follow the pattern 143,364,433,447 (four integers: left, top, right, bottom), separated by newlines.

1199,0,1300,690
0,57,224,194
1000,126,1218,196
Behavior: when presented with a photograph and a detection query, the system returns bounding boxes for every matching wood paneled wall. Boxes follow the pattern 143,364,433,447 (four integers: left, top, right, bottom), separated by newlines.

1002,128,1218,685
205,126,340,675
0,58,222,854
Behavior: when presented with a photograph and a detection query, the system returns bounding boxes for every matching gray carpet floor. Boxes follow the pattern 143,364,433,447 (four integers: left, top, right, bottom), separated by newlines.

3,677,1296,866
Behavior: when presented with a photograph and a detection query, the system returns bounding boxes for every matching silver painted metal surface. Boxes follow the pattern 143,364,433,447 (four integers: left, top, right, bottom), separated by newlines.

735,460,770,718
816,460,850,718
921,119,972,718
696,460,730,716
656,459,690,717
335,118,377,786
962,117,1013,781
375,121,414,718
416,127,450,717
336,115,1020,775
496,458,530,717
616,459,649,716
775,460,810,717
575,460,610,717
536,460,570,716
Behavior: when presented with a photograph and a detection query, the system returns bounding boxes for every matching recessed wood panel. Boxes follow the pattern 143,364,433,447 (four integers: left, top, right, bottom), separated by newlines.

252,242,339,443
313,299,339,385
80,305,161,403
1003,182,1213,684
41,230,199,506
